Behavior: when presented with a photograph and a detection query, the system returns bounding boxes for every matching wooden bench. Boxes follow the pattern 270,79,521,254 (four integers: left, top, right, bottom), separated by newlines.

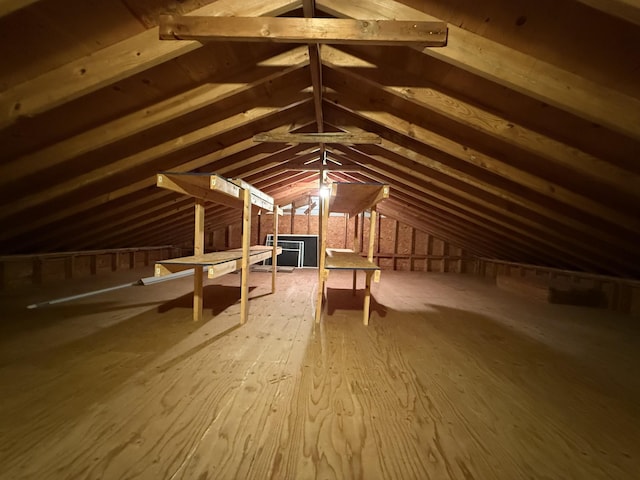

316,182,390,325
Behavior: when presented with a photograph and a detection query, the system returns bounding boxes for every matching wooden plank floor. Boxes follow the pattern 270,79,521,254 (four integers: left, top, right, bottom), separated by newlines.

1,268,638,479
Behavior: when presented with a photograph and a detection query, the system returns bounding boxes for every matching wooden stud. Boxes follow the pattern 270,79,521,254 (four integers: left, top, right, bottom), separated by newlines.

368,206,378,264
272,204,279,293
307,196,312,233
363,271,373,326
352,213,359,293
315,194,329,324
393,219,399,271
410,227,416,272
365,205,378,325
240,188,252,325
359,213,365,256
64,256,74,280
33,258,43,285
193,198,205,322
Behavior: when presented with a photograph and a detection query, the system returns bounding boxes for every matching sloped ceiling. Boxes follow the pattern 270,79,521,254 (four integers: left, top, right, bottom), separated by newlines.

0,0,638,278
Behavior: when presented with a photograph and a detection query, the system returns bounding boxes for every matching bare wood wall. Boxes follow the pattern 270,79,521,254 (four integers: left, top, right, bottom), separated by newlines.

208,212,468,273
471,258,640,317
0,246,178,289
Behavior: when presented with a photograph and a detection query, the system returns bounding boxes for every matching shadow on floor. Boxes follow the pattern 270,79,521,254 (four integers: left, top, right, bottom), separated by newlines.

325,287,388,318
158,284,254,315
0,285,255,447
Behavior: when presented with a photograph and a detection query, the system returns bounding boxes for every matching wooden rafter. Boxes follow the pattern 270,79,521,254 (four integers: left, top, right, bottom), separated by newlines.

0,112,315,245
334,152,602,271
317,0,640,141
0,0,40,17
338,169,535,262
320,46,640,232
574,0,640,26
329,144,626,274
0,47,310,187
324,99,640,260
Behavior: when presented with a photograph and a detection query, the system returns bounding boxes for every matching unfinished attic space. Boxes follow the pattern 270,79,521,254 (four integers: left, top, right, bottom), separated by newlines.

2,0,640,478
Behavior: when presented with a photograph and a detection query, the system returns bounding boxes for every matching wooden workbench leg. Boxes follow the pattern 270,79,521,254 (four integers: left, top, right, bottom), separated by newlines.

194,198,205,322
363,270,373,326
315,270,326,324
316,194,329,324
272,204,278,294
240,188,251,325
352,212,359,295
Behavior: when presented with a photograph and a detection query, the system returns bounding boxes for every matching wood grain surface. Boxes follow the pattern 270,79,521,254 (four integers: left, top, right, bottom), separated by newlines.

326,248,380,270
0,268,638,479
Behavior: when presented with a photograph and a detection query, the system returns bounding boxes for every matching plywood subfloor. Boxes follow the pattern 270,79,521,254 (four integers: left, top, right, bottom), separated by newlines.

0,269,638,479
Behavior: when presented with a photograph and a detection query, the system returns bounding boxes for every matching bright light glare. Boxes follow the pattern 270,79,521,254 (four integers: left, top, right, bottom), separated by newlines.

319,186,330,198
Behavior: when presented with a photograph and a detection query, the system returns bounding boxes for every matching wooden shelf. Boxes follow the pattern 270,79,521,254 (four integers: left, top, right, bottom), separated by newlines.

325,248,380,271
329,182,389,216
155,171,280,323
155,246,282,279
157,172,276,212
316,182,390,326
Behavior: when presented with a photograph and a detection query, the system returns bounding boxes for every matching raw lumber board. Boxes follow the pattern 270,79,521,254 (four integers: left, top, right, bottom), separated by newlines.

325,248,380,270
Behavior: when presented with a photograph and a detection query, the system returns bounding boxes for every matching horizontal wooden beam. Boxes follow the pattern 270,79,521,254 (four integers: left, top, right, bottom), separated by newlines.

286,158,362,171
159,16,447,47
253,131,381,144
156,173,243,208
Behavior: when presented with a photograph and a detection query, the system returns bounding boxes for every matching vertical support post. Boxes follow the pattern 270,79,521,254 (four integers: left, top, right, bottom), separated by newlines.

359,213,365,255
343,213,349,248
368,206,377,263
364,205,378,325
315,193,329,324
240,188,251,324
410,227,416,271
33,257,43,284
363,271,373,326
64,256,74,280
393,219,399,271
352,213,359,293
272,205,279,293
307,195,312,233
256,210,262,250
193,198,205,322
